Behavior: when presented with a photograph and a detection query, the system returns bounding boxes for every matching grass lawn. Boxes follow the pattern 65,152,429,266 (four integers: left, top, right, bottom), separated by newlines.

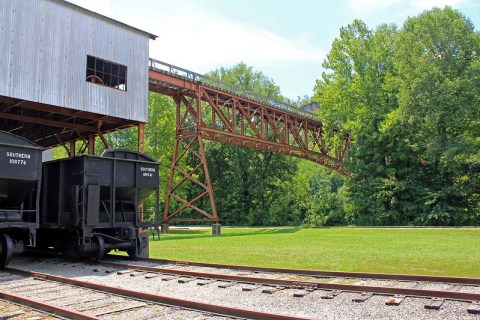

147,227,480,278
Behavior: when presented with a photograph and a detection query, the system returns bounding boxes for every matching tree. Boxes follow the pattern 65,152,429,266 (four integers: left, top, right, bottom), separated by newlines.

387,7,480,225
314,20,400,225
313,8,480,226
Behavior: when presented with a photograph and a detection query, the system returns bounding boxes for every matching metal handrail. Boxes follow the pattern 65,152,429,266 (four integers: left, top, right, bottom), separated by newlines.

148,58,320,121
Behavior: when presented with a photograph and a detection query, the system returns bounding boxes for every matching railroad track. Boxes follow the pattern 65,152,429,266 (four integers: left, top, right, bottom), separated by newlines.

7,255,480,319
0,297,61,320
1,266,306,320
101,255,480,313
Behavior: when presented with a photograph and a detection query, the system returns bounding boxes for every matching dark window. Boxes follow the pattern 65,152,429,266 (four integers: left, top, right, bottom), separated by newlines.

86,56,127,91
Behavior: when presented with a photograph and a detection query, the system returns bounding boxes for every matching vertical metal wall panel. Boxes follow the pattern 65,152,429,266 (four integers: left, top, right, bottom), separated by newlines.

0,0,9,95
0,0,150,122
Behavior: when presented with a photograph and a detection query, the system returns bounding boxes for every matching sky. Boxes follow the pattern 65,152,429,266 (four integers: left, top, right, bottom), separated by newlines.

68,0,480,101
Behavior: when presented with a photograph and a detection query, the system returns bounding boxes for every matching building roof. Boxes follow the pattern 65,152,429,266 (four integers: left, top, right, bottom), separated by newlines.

61,0,157,40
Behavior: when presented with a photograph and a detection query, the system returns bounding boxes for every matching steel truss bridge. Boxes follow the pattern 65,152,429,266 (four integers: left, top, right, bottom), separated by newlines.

148,59,350,227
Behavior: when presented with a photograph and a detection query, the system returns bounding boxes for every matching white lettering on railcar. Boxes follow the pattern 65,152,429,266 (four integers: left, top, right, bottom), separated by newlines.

140,166,155,177
5,151,31,166
9,158,27,165
6,152,31,159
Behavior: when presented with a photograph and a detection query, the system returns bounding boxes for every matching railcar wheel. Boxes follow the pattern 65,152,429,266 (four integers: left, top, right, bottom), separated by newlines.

92,235,105,261
127,235,145,259
0,234,13,268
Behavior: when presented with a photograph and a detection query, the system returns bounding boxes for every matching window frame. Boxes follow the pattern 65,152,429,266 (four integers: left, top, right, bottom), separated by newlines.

86,55,128,91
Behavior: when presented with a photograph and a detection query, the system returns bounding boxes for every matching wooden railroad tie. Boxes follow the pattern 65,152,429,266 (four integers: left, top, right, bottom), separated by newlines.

424,298,445,310
352,292,373,302
385,295,406,306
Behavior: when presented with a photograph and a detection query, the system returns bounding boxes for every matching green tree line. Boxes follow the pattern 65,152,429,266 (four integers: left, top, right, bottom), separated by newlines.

314,7,479,226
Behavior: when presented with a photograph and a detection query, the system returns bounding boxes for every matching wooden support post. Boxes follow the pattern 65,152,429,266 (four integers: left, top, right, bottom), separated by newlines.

138,122,145,153
88,135,95,155
69,141,76,157
137,122,148,257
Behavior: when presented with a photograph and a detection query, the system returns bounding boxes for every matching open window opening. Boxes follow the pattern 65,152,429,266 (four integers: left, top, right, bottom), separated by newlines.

86,55,127,91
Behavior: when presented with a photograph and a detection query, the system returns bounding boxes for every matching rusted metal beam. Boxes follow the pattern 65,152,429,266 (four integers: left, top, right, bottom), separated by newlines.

148,69,200,91
0,96,125,124
0,111,97,132
163,132,219,224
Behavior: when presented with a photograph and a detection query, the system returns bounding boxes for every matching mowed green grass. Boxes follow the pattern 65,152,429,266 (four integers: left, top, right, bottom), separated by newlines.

148,227,480,278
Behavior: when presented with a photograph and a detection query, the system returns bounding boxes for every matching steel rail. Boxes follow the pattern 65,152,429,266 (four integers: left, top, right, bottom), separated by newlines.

126,256,480,286
6,267,309,320
0,290,100,320
102,258,480,302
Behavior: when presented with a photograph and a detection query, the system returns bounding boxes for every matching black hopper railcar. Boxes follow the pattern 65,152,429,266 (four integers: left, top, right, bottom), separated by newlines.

0,131,43,267
38,149,159,260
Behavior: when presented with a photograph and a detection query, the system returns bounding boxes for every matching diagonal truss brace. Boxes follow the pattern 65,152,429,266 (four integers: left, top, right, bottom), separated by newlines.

163,93,219,223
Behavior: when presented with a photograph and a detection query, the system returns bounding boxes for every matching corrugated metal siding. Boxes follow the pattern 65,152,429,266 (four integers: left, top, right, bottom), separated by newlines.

0,0,149,122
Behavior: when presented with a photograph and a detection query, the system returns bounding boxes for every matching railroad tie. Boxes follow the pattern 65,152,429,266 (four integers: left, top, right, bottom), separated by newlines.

130,271,146,277
467,302,480,315
424,298,445,310
92,302,149,317
33,274,47,281
178,277,194,283
352,292,373,302
218,281,237,288
242,284,260,292
320,290,341,299
293,289,314,297
197,279,216,286
385,295,406,306
117,269,136,275
261,286,285,294
0,311,25,319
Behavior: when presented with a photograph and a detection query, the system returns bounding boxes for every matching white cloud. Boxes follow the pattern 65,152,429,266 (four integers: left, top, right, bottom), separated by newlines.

348,0,467,16
348,0,403,15
410,0,466,11
148,17,323,72
139,5,323,74
70,0,324,74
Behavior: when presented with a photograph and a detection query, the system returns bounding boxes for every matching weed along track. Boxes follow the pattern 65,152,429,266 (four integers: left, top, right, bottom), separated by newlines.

7,256,480,319
0,295,62,320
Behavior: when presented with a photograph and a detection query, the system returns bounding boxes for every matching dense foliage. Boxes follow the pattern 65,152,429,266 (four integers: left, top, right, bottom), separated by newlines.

314,7,480,226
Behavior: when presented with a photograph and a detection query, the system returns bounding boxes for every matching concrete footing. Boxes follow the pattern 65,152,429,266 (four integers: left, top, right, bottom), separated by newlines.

139,228,149,258
212,223,221,236
161,223,169,234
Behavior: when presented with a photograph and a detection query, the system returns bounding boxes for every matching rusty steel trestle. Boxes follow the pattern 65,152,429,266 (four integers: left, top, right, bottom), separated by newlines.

148,59,350,225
